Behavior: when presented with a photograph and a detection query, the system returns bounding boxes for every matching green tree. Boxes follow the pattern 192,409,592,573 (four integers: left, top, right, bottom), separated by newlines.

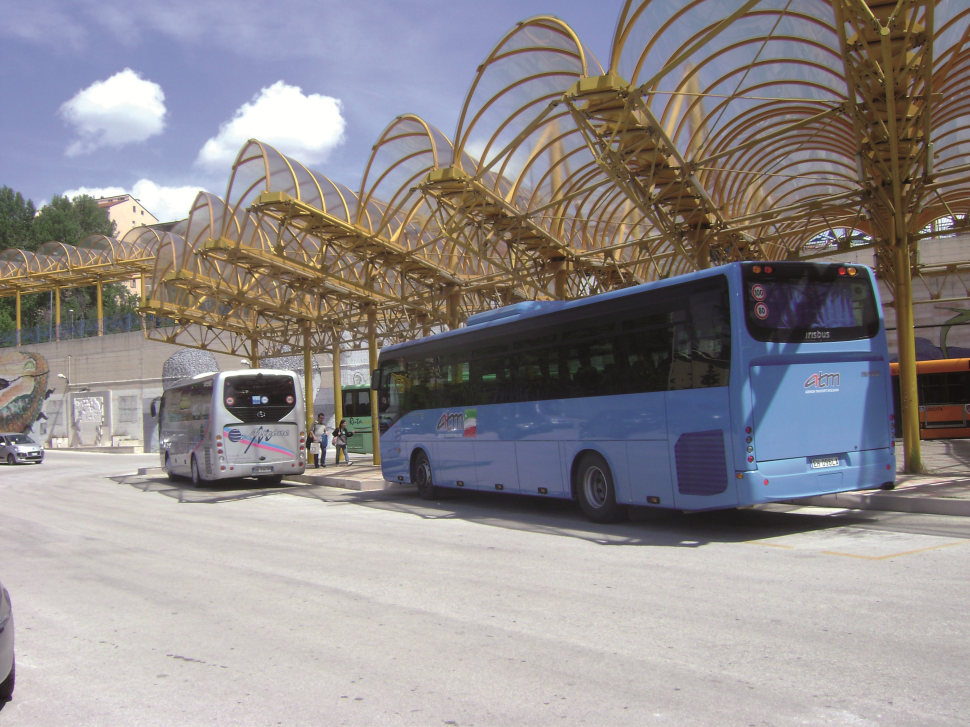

0,186,36,252
0,190,126,335
29,193,116,248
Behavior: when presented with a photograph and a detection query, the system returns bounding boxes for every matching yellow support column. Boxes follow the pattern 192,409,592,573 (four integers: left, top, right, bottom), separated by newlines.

368,307,381,465
447,288,461,330
15,290,21,347
893,232,922,473
303,324,314,436
332,332,343,426
249,337,259,369
55,286,61,341
96,280,104,336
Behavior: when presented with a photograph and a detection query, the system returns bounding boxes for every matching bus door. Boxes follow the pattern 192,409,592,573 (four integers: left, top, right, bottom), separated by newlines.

667,285,739,510
343,387,373,454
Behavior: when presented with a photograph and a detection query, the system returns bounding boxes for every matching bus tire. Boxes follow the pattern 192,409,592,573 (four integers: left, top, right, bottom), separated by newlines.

413,450,439,500
576,452,624,523
0,656,14,702
190,456,204,487
165,453,180,482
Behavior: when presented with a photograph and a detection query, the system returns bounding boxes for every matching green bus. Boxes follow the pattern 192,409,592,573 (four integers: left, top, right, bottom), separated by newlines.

341,385,373,454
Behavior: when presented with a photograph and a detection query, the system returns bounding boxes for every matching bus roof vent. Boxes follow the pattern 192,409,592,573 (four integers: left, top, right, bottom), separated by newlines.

465,301,560,326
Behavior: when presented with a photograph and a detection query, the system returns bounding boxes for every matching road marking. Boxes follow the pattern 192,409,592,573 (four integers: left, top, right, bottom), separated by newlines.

745,527,970,559
819,540,970,560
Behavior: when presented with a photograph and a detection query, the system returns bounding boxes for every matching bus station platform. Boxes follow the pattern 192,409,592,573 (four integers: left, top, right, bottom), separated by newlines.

791,439,970,517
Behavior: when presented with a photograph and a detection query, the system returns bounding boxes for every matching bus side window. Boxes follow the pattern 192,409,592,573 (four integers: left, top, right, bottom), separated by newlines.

357,391,371,417
689,287,731,388
668,308,692,391
343,390,356,417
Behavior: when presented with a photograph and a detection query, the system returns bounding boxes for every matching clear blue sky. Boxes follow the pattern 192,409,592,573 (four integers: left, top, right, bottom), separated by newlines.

0,0,618,221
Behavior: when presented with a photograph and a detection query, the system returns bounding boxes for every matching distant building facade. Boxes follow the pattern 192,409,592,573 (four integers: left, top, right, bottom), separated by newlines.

95,194,159,296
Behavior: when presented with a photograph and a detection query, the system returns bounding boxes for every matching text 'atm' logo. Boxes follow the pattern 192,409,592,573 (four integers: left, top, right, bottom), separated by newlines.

804,372,840,390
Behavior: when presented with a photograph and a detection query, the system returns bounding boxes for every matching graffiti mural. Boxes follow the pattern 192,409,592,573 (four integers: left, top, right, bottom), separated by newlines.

0,350,50,434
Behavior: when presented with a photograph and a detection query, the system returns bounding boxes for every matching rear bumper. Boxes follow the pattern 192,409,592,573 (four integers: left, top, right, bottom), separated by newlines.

738,448,896,503
218,460,306,477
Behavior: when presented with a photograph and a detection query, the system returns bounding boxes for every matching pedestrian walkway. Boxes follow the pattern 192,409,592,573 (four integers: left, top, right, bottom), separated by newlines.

794,439,970,516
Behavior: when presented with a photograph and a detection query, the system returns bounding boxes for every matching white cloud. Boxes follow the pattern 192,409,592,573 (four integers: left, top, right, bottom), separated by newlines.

196,81,345,171
59,68,166,156
64,180,207,223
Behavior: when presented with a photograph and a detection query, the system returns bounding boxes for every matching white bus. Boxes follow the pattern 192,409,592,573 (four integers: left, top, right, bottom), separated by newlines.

155,369,307,486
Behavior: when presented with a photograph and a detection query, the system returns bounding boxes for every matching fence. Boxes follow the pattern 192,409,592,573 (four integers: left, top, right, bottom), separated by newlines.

0,313,175,348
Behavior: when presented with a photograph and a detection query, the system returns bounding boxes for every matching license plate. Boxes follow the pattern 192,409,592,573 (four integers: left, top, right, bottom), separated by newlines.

252,465,274,474
811,457,839,469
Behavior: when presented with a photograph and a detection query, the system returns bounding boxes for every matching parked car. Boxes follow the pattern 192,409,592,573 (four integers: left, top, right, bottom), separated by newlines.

0,576,13,703
0,433,43,465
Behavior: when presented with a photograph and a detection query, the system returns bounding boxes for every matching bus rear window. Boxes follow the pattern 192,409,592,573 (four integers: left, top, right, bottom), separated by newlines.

223,374,296,423
742,263,879,343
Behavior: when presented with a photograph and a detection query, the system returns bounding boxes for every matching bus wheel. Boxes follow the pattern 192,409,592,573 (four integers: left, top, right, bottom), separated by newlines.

413,450,438,500
576,452,624,523
165,454,180,482
190,456,204,488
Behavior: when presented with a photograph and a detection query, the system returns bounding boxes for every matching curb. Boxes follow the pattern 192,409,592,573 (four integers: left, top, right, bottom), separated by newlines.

790,490,970,517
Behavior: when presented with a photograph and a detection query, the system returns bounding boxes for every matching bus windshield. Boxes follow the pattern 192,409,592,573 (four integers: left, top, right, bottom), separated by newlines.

742,263,879,343
223,374,296,423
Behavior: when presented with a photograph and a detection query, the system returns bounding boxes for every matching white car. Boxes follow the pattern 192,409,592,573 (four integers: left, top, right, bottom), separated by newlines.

0,577,13,703
0,433,44,465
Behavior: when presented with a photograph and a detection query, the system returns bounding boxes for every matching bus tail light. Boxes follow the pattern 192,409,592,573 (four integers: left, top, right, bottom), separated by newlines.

748,455,754,463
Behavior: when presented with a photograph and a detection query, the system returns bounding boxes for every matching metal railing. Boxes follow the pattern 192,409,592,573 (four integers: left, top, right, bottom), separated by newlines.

0,313,176,348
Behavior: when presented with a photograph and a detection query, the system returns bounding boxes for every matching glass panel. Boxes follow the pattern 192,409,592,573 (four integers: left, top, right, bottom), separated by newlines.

224,374,296,423
742,263,879,343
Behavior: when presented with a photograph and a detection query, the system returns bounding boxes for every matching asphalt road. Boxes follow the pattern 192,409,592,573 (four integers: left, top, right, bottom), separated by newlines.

1,451,968,726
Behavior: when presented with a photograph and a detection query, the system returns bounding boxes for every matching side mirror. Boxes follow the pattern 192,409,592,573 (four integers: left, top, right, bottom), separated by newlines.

371,368,381,391
150,400,158,418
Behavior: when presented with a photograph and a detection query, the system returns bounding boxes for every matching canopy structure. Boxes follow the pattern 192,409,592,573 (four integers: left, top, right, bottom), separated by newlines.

0,227,160,341
4,1,969,470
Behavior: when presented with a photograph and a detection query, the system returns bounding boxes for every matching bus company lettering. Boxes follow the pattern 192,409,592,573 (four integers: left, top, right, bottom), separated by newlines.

437,410,464,432
225,426,290,451
804,331,831,340
804,371,840,393
436,408,478,437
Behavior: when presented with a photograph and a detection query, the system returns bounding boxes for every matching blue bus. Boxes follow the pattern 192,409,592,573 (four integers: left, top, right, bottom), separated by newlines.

374,262,896,522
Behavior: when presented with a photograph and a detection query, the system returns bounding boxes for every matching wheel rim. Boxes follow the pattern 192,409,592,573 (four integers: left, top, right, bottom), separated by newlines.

416,459,432,490
7,455,13,465
583,466,608,508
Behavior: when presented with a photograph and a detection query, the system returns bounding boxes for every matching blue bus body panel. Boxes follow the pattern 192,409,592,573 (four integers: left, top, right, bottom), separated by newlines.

379,262,896,511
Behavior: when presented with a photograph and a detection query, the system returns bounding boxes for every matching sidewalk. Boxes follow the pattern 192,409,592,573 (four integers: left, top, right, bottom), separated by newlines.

792,439,970,517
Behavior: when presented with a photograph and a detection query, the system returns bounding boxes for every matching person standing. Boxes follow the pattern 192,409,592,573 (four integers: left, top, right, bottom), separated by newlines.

332,419,354,466
310,413,329,468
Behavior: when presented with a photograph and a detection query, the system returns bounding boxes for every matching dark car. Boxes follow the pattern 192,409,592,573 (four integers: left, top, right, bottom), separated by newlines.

0,577,13,703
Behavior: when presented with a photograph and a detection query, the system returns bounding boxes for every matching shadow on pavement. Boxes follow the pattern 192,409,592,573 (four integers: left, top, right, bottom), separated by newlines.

106,472,962,549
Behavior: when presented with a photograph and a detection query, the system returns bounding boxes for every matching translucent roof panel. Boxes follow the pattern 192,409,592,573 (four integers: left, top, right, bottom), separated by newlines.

224,140,358,226
454,16,602,182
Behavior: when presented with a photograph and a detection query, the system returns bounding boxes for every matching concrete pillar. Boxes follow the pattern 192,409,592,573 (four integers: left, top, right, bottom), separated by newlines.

96,280,104,336
332,332,343,425
368,307,381,465
893,227,922,473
